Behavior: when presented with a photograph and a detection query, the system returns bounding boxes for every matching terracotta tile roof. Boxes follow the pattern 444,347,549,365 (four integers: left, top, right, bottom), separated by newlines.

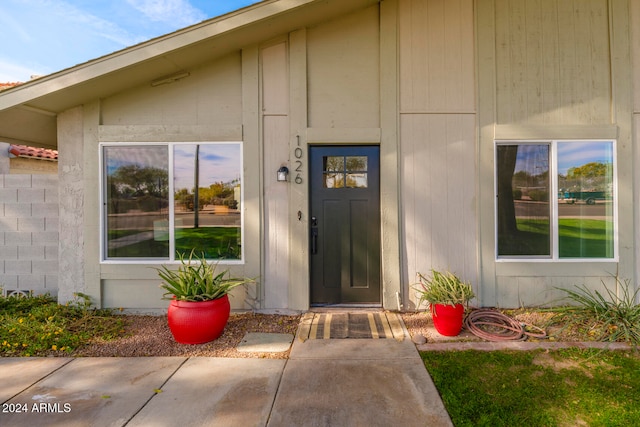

0,82,22,91
9,144,58,161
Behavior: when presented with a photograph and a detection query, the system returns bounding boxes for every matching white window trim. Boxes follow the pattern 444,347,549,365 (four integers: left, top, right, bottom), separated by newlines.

99,141,245,265
494,139,618,263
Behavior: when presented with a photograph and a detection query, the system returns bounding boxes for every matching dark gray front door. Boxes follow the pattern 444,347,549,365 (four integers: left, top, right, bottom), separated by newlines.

309,146,381,305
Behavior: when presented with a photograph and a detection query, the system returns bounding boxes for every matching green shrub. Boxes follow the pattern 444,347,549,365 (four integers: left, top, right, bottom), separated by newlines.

528,190,549,201
0,292,125,356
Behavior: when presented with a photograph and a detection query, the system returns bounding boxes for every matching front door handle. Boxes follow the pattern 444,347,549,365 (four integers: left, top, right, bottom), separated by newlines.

311,228,318,254
310,216,318,254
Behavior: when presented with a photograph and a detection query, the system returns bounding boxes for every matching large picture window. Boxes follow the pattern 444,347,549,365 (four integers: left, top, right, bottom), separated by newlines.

496,140,615,260
102,142,242,261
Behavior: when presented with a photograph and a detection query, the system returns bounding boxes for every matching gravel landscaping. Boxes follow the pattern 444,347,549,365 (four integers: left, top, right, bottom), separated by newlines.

72,312,301,359
68,308,590,358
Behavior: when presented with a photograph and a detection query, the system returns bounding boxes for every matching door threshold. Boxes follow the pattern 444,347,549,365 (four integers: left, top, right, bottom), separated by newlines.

310,303,382,310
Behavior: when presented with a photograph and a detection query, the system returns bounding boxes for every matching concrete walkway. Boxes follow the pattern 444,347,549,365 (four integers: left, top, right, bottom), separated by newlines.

0,334,452,426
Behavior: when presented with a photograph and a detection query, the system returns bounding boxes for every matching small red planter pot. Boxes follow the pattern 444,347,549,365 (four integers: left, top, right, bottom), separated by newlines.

167,295,231,344
431,303,465,336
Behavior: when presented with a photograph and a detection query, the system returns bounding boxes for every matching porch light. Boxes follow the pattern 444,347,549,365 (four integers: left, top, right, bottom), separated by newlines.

277,166,289,182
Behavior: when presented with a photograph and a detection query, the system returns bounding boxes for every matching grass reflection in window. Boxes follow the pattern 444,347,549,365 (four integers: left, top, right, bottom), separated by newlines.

496,141,614,259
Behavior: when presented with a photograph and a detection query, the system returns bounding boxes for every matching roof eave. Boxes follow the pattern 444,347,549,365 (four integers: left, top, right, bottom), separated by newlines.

0,0,315,111
0,0,379,148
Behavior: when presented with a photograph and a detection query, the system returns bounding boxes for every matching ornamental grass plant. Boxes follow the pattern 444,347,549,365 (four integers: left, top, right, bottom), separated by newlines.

157,251,254,302
552,277,640,346
415,269,475,307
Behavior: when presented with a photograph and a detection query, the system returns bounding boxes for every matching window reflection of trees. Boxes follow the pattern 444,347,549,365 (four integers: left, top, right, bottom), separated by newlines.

175,181,239,212
323,156,368,188
108,164,169,214
104,143,243,260
497,144,551,256
559,162,612,194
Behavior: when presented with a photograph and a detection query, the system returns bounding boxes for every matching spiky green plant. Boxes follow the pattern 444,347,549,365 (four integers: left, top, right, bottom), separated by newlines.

415,269,475,307
156,251,254,302
553,278,640,346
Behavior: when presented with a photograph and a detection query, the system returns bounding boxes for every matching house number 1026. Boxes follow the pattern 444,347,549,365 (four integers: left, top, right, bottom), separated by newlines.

294,137,303,184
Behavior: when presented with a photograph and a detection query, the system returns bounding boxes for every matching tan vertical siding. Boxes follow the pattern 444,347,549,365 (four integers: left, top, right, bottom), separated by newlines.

478,0,634,307
261,42,290,309
399,0,474,113
495,0,611,125
398,0,477,308
101,53,243,126
629,0,640,293
633,0,640,113
287,29,310,311
400,114,476,306
262,43,289,116
306,6,380,128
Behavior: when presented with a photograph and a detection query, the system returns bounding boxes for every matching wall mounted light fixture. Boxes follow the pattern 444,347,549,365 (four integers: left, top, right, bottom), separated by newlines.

277,166,289,182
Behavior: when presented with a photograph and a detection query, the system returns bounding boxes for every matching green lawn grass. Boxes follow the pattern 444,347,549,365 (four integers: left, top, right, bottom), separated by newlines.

500,219,613,258
422,349,640,427
175,227,241,259
108,227,241,259
558,219,613,258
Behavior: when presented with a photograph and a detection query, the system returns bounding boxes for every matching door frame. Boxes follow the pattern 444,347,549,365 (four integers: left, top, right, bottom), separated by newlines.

284,132,402,312
308,144,382,306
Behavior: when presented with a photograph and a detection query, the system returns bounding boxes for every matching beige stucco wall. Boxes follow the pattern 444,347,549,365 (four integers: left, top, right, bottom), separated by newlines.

57,106,86,304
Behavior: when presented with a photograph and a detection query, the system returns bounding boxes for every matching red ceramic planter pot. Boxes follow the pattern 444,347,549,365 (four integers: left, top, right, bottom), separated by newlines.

167,295,231,344
431,303,465,336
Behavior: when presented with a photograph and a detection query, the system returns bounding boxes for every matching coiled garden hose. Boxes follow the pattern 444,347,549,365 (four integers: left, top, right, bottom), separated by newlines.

464,309,547,341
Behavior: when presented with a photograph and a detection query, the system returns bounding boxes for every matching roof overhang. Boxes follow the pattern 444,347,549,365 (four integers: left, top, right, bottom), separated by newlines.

0,0,379,148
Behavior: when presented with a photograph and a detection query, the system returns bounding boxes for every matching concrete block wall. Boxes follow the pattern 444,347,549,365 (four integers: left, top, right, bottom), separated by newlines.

0,174,59,297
